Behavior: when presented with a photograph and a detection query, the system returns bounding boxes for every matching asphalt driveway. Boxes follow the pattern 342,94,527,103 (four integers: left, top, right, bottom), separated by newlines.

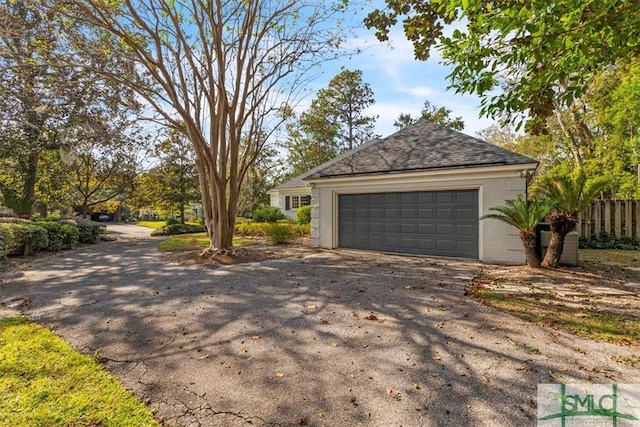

1,237,639,426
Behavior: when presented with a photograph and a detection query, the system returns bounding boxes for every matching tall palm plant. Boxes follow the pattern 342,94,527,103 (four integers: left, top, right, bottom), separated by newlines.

534,172,609,268
482,194,550,268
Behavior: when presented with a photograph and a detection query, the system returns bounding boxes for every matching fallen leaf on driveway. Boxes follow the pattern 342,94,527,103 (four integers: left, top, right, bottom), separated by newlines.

275,372,285,377
331,342,338,347
364,314,384,322
574,312,589,318
251,335,261,340
307,304,318,309
197,354,209,360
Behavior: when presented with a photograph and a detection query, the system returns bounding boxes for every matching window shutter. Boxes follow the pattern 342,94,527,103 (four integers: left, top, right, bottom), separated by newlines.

285,196,290,210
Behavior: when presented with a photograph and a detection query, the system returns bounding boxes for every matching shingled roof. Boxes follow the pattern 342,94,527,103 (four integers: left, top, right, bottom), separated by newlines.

302,120,536,181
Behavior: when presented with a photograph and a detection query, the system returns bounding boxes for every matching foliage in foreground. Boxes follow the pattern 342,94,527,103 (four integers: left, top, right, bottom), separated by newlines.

0,317,158,426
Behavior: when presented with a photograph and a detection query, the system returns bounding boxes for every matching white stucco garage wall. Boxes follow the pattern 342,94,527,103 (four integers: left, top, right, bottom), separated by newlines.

307,164,535,264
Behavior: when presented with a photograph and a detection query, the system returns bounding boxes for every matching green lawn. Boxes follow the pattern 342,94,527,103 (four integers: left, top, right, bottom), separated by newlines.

581,249,640,268
0,317,158,426
473,288,640,346
134,220,166,229
158,232,257,251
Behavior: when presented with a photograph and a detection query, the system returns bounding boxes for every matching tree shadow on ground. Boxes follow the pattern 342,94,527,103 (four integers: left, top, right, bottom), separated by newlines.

2,240,639,426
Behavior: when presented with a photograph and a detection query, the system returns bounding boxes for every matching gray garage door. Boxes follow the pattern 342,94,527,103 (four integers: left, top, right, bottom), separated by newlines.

338,190,478,258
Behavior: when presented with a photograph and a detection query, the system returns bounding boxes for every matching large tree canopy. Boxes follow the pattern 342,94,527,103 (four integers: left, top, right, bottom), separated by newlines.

282,69,377,178
393,100,464,130
55,0,351,252
0,1,139,216
365,0,640,132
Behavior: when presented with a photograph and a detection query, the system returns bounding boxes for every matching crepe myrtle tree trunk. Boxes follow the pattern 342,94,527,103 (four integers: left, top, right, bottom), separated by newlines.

196,154,237,252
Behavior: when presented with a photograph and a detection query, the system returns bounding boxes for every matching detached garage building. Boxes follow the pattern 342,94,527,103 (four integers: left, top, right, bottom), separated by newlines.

269,120,538,264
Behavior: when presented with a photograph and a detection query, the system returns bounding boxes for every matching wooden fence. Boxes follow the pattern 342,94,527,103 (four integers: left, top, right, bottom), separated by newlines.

577,200,640,240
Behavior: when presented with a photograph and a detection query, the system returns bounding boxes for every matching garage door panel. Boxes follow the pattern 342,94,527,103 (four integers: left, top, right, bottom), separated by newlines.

401,208,416,219
436,239,455,251
385,208,398,218
418,223,434,234
384,194,398,204
384,236,399,247
437,224,454,235
437,193,454,203
418,193,435,203
401,222,417,233
400,237,417,248
437,208,453,219
456,224,476,236
370,208,384,219
417,238,435,250
355,222,368,232
338,190,478,258
400,193,416,203
385,222,398,232
369,194,385,204
456,192,476,204
369,235,384,246
418,208,434,219
370,221,384,232
456,208,475,220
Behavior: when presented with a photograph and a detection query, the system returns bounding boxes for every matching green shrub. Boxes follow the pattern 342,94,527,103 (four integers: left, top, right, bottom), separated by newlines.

252,206,286,223
186,216,205,226
0,225,10,260
33,221,80,251
296,223,311,236
234,220,269,237
267,223,297,244
72,218,103,244
151,223,206,236
579,232,640,250
296,205,312,225
165,218,180,225
2,223,49,256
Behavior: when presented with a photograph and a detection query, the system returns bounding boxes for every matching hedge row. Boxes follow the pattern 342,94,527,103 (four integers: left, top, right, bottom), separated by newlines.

234,220,310,240
150,223,207,236
0,219,103,258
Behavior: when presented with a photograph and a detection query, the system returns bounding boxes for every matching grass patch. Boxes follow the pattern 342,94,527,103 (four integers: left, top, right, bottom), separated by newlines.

471,287,640,346
158,232,257,252
0,317,158,426
135,221,166,229
581,249,640,268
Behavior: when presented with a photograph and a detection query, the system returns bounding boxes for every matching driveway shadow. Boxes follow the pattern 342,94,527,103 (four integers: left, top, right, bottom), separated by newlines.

1,240,639,426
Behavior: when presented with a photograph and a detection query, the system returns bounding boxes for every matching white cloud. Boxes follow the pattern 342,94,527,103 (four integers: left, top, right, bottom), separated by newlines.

397,86,437,98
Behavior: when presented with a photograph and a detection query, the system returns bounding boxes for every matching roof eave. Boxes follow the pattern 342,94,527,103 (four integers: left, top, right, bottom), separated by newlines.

304,161,539,184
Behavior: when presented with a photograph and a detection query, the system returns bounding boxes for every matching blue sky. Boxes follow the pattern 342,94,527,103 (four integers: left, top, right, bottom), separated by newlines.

299,4,496,139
